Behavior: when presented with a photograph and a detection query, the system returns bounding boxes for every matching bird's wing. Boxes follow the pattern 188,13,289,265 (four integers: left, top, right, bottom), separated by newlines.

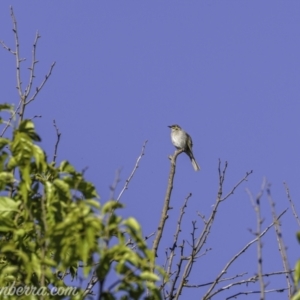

186,133,193,152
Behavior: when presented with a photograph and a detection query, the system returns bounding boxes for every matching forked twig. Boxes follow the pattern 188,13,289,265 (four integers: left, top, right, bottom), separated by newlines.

25,61,56,105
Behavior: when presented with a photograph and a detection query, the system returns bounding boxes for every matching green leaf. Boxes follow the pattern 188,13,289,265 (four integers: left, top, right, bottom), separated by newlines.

59,161,76,174
0,138,10,151
140,271,160,281
0,197,20,217
292,290,300,300
18,120,41,142
295,260,300,286
7,156,17,170
85,199,101,209
0,171,14,183
53,179,71,200
11,132,33,166
0,104,14,111
0,170,14,190
77,180,99,198
102,201,123,214
297,232,300,244
124,217,141,233
97,254,111,280
0,151,9,172
32,144,47,171
20,164,31,191
45,181,55,203
69,265,78,279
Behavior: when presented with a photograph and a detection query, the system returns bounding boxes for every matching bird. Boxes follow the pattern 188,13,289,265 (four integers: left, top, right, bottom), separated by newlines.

168,124,200,171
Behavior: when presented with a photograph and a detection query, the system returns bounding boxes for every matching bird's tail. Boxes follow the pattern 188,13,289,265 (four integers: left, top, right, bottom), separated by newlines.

191,157,201,171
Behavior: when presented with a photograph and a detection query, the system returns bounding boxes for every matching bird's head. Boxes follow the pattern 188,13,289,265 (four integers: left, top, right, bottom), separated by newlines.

168,124,182,131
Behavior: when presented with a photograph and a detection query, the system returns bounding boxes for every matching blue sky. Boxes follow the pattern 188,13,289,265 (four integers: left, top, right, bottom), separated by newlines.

1,1,300,299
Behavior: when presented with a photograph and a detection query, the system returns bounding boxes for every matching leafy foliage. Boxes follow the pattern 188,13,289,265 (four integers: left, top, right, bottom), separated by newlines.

0,109,162,299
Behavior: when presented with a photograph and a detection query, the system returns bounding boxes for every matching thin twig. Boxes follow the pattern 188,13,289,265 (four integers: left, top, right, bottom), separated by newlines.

166,193,192,276
144,231,155,241
52,120,61,164
116,140,147,202
284,182,300,227
221,169,253,202
127,231,156,251
30,115,42,120
9,6,23,99
267,184,293,297
109,169,121,200
197,270,294,290
0,40,15,54
25,61,56,105
185,273,248,288
0,101,21,137
226,287,288,299
24,31,41,98
247,179,266,298
169,241,185,299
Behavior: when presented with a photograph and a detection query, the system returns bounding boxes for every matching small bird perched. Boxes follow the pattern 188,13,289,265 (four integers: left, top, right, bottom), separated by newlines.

168,124,200,171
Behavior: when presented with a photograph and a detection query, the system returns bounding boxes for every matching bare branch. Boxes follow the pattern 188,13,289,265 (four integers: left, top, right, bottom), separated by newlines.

0,6,55,132
0,40,15,54
185,272,248,288
10,6,23,99
247,179,266,298
226,287,288,299
144,231,155,241
221,169,253,202
203,209,288,299
284,182,300,227
24,31,41,98
116,140,147,202
196,210,207,224
109,169,121,200
267,184,293,297
83,272,98,297
195,270,293,289
169,240,186,298
30,115,42,120
196,164,252,255
166,193,192,277
152,148,185,259
0,100,21,137
52,120,61,164
173,162,252,299
25,61,56,105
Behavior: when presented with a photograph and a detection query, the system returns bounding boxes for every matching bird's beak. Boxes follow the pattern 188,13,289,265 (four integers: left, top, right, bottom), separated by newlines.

168,125,172,128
